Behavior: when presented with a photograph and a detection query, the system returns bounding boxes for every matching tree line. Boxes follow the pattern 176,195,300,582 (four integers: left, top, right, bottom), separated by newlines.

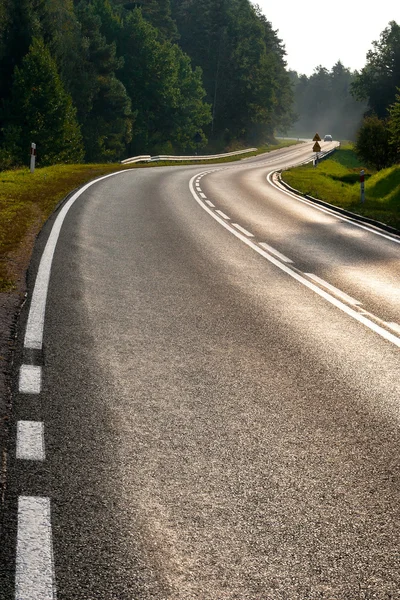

0,0,294,168
288,63,367,141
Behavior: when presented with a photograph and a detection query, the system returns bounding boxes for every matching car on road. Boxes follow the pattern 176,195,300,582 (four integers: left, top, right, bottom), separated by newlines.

324,134,333,142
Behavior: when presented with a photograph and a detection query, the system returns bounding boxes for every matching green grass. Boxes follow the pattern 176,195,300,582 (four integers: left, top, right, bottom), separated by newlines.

282,144,400,231
0,139,300,292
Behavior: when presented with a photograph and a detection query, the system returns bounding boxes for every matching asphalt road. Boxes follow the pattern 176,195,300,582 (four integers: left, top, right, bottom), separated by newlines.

3,142,400,599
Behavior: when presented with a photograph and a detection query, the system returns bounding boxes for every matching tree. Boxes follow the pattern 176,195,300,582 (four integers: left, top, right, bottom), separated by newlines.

289,62,366,140
71,1,132,161
355,115,393,170
3,37,84,165
352,21,400,118
133,0,178,42
171,0,294,144
0,0,42,118
118,8,210,154
387,89,400,161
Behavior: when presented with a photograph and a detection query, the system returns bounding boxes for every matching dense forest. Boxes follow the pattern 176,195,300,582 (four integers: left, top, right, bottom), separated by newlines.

0,0,294,167
0,1,398,170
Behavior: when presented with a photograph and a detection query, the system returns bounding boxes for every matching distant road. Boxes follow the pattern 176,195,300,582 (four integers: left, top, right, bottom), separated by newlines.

4,141,400,599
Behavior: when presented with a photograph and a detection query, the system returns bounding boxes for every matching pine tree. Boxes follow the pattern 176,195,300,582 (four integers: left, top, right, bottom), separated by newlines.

72,1,132,161
118,8,210,154
3,37,84,165
171,0,294,144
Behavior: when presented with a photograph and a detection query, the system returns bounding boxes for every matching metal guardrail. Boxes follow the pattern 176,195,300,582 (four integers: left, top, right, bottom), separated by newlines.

120,155,151,164
121,148,257,165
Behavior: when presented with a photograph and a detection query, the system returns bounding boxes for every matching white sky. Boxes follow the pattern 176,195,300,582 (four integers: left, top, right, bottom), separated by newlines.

255,1,399,75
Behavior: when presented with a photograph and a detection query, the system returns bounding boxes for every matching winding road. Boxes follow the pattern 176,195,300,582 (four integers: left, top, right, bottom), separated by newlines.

3,141,400,599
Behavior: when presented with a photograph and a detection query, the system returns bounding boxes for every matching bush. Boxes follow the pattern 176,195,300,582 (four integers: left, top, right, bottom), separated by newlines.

355,115,394,170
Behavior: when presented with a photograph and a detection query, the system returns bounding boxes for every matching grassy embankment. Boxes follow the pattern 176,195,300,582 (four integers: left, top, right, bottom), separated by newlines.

282,144,400,232
0,139,297,293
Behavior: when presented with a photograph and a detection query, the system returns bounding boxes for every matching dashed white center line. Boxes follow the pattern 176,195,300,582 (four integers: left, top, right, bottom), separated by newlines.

232,223,254,237
19,365,42,394
199,192,207,199
15,497,56,600
16,422,45,461
305,273,362,306
215,210,231,220
190,173,400,348
205,200,215,208
259,242,293,263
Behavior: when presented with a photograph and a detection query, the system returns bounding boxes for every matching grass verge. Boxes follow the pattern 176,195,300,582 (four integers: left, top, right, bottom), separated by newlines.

0,140,300,293
281,144,400,232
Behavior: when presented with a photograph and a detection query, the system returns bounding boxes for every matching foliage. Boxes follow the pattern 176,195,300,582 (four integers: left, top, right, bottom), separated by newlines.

289,62,367,140
170,0,294,145
351,21,400,119
70,1,133,161
117,9,210,154
0,0,333,166
3,37,84,166
354,115,394,171
350,22,400,171
388,89,400,159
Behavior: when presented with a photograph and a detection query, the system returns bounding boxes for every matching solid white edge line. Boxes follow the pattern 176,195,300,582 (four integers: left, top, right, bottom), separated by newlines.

19,365,42,394
267,171,400,245
215,210,231,220
24,170,128,350
189,174,400,348
305,273,362,306
232,223,254,237
16,421,45,461
258,242,293,263
15,497,56,600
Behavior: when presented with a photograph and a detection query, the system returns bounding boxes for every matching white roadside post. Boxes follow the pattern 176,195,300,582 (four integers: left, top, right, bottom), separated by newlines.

360,169,365,203
30,143,36,173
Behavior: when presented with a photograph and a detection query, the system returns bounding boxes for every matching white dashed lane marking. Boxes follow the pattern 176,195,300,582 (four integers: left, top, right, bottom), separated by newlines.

215,210,231,220
189,173,400,348
19,365,42,394
15,497,56,600
17,170,130,599
258,242,293,263
232,223,254,237
205,200,215,208
16,422,45,461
